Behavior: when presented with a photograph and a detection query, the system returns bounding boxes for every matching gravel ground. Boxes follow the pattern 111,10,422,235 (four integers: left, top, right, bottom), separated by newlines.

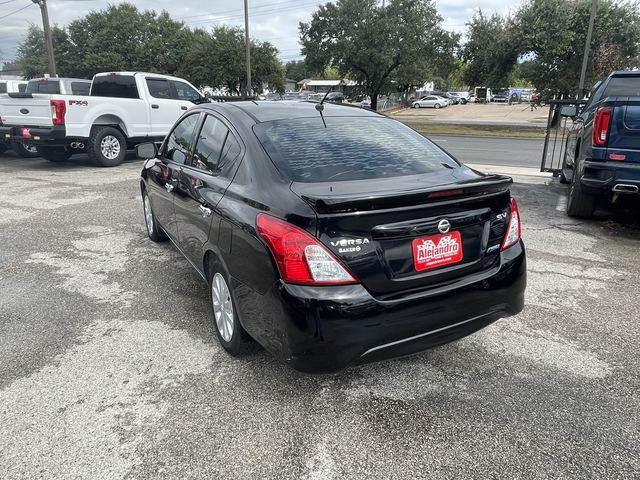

0,151,639,480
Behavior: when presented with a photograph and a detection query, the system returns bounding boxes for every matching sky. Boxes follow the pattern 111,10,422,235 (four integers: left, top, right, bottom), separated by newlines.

0,0,522,65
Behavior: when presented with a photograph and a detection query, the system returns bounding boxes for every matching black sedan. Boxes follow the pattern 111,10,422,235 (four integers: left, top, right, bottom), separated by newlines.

138,101,526,373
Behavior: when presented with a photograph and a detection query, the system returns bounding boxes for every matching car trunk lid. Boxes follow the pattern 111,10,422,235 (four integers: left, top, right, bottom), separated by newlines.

291,169,513,297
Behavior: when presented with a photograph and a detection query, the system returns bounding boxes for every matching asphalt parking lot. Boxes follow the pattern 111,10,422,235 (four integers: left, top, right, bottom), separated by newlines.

1,149,639,479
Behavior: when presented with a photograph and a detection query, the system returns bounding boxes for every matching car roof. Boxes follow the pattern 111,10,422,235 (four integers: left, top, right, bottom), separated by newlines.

205,100,383,124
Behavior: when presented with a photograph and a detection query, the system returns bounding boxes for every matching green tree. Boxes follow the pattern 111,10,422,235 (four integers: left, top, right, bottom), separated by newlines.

516,0,640,96
300,0,450,110
462,11,518,88
16,25,71,78
284,60,310,81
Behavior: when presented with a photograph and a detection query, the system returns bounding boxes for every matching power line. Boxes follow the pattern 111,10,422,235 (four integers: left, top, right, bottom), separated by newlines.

0,0,22,5
185,0,319,25
0,2,34,20
178,0,319,21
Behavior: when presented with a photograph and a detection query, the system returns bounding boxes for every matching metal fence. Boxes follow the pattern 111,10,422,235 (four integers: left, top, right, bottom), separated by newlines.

540,99,587,174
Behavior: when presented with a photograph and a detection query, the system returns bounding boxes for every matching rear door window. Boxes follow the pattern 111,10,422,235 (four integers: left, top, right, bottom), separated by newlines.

162,113,200,164
191,115,229,172
70,82,90,95
146,78,173,99
91,75,139,98
254,117,459,182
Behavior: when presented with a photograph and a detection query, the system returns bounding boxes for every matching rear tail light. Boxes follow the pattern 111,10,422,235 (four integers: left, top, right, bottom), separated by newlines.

501,197,522,251
256,214,358,285
50,99,66,125
593,107,612,146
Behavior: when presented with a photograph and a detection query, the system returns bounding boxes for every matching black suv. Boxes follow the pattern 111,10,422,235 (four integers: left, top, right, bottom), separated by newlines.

138,101,526,372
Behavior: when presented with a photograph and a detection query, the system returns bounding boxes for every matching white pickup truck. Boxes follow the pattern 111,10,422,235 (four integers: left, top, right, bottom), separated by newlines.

0,72,206,166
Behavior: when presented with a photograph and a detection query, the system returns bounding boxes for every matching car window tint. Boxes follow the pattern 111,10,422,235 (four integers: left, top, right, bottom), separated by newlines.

91,75,139,98
602,76,640,98
255,117,459,183
164,114,200,164
218,132,242,177
172,81,201,103
146,78,172,99
191,115,228,171
26,80,60,94
71,82,90,95
18,83,26,93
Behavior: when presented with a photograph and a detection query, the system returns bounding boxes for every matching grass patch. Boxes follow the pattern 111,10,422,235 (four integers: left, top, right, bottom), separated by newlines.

401,122,546,139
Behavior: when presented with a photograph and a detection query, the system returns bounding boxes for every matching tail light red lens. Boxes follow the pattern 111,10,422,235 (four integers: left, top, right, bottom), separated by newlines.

50,99,66,125
593,107,612,147
501,197,522,251
256,214,358,285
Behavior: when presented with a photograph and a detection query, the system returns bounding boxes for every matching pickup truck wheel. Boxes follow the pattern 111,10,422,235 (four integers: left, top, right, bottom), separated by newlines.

39,146,72,162
88,126,126,167
566,169,596,218
0,143,7,155
11,141,39,158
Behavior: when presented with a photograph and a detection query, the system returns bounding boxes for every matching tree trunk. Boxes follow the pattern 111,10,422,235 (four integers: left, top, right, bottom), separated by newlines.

370,92,379,111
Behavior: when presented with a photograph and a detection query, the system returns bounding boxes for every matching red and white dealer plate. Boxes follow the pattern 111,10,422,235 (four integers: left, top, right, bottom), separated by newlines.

412,231,464,271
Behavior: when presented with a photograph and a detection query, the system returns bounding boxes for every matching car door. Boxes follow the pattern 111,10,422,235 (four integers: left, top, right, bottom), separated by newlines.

145,113,201,240
425,96,437,107
145,77,182,136
174,113,243,269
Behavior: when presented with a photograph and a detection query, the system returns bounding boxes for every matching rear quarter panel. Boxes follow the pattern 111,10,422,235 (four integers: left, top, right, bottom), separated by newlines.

64,96,151,138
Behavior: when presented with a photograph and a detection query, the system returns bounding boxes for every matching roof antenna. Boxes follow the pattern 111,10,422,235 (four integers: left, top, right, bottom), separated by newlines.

315,80,341,129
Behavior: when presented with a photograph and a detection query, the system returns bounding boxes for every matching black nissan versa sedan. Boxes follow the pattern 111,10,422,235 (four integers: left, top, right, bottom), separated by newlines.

138,101,526,373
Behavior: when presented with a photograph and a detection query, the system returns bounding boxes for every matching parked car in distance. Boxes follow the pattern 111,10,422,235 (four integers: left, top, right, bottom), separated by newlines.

138,101,526,373
562,70,640,217
0,72,206,166
0,80,28,156
413,95,448,109
447,92,467,104
491,89,509,103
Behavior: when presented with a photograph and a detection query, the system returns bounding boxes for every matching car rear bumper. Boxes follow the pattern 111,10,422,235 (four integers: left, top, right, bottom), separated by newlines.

0,125,67,146
234,242,526,373
580,159,640,195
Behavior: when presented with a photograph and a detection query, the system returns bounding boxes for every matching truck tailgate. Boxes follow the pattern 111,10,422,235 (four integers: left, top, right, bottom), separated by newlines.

0,94,53,128
607,98,640,163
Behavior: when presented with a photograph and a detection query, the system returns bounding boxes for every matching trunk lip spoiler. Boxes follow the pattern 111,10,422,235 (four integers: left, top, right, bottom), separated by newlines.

298,175,513,213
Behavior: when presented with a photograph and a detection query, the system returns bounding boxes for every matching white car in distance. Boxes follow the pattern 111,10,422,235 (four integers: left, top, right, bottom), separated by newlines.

412,95,448,109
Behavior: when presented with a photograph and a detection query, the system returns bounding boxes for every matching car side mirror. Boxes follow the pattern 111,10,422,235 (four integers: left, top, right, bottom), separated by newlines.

559,105,577,117
136,142,157,159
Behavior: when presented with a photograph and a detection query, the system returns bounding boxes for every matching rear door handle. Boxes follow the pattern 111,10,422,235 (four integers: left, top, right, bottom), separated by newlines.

151,104,159,109
199,205,212,217
165,183,174,193
181,106,188,111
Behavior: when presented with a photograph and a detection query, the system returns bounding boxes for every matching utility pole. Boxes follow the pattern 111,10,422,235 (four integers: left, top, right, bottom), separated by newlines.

578,0,597,99
32,0,57,77
244,0,252,97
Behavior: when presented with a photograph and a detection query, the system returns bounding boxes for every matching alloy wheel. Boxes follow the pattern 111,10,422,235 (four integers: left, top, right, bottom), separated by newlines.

100,135,121,160
143,194,153,235
211,273,234,342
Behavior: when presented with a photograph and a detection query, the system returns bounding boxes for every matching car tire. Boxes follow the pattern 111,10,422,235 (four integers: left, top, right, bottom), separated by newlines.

435,103,441,109
460,99,467,105
87,126,127,167
39,146,72,162
566,168,596,218
208,258,259,356
0,142,7,155
413,103,420,108
142,190,167,242
11,141,38,158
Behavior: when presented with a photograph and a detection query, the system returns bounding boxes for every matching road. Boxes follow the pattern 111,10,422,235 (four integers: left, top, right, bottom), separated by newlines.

1,152,639,479
430,135,544,168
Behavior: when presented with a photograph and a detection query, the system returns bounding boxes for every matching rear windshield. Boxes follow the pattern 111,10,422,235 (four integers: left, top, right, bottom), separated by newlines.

603,76,640,97
91,75,139,99
254,117,459,182
0,83,6,94
26,80,60,94
71,81,90,95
